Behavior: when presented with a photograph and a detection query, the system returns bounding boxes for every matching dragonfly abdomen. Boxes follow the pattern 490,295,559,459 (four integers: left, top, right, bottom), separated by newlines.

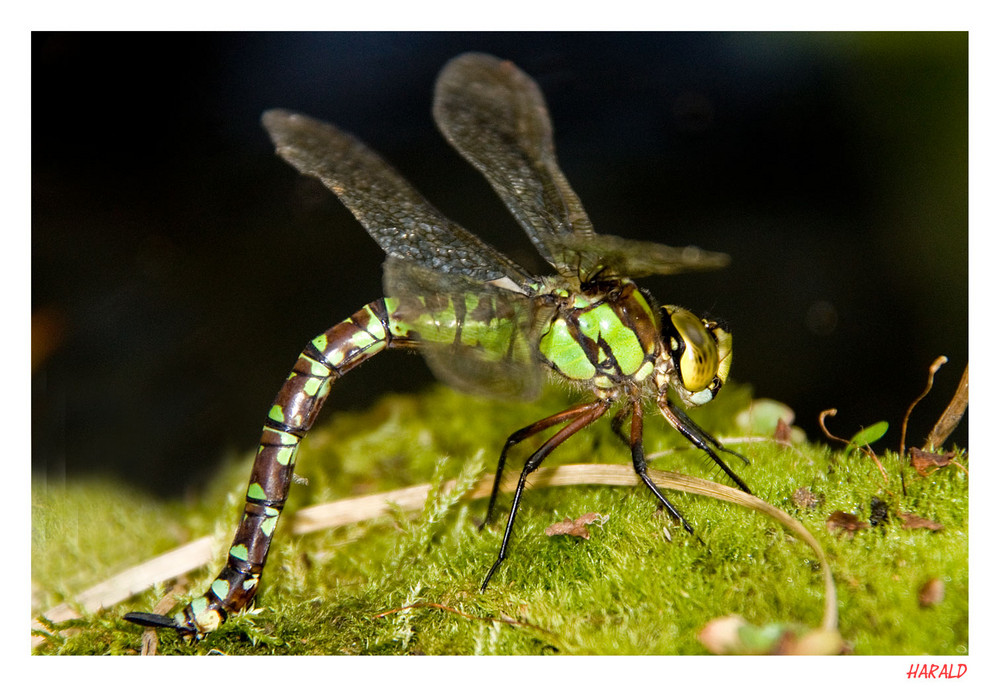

144,298,412,637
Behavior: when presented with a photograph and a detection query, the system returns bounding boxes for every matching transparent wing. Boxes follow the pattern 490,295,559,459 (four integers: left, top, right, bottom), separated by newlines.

433,53,732,281
549,234,731,278
262,109,536,291
384,258,552,401
433,53,597,278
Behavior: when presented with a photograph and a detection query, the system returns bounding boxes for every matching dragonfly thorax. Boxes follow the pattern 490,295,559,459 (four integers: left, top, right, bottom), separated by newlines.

537,278,660,392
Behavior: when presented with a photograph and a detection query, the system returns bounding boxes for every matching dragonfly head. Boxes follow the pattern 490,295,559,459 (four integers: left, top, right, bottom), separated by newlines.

657,306,732,407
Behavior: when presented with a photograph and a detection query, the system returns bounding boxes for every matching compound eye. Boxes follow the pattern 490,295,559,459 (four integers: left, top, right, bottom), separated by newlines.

667,309,719,392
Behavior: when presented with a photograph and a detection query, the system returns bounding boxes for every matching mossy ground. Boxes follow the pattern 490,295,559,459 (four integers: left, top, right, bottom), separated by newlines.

32,383,968,655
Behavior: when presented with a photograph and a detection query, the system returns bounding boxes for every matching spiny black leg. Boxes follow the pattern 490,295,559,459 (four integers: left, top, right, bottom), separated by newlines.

626,400,702,542
480,459,534,591
482,438,516,530
658,398,752,494
482,402,608,529
666,399,751,466
610,405,631,447
481,400,610,591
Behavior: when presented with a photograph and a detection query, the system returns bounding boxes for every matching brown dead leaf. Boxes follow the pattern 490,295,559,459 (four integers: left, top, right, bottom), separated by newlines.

919,578,945,607
826,511,870,538
899,511,944,531
909,447,956,476
774,418,792,443
545,512,602,539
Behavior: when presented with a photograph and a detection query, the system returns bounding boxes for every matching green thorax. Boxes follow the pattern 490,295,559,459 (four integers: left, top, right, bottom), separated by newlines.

537,278,659,391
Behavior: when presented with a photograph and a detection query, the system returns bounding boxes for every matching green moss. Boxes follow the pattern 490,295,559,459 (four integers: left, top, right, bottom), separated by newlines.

32,383,968,655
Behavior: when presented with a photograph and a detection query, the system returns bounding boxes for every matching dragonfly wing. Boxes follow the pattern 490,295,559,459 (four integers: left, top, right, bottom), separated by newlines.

262,109,536,290
434,54,734,282
384,258,551,401
433,53,597,279
550,233,731,278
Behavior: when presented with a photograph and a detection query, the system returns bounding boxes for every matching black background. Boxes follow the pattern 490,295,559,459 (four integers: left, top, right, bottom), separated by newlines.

32,32,968,496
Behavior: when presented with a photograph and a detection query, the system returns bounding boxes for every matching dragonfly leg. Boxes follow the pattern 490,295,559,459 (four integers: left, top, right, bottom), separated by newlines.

657,397,752,494
609,404,632,446
480,399,610,591
483,401,614,528
626,399,699,538
125,299,413,639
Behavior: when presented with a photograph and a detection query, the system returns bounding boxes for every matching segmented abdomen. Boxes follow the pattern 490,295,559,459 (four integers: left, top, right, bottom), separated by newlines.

174,298,410,636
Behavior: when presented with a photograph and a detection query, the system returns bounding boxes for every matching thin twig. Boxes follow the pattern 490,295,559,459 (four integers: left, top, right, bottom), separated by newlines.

818,408,886,482
817,409,841,465
899,356,948,458
140,589,180,656
897,356,950,496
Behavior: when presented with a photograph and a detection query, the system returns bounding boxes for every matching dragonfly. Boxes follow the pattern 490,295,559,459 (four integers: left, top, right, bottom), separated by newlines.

125,52,751,640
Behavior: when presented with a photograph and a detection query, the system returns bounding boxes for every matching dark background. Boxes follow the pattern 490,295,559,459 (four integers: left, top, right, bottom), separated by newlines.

32,32,968,496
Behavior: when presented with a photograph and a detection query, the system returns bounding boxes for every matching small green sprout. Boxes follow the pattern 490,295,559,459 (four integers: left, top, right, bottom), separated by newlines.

846,421,889,453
